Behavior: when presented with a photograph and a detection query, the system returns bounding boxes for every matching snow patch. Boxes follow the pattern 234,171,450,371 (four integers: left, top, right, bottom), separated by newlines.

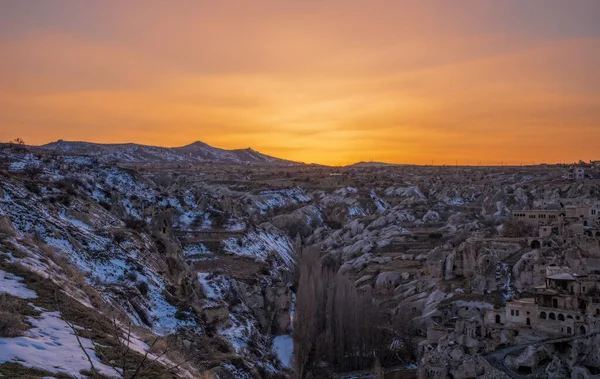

0,311,117,378
272,335,293,369
0,269,38,299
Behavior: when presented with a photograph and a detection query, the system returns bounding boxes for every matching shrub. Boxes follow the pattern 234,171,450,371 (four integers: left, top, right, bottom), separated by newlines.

123,217,146,231
0,295,31,338
124,271,137,282
136,281,150,297
113,231,127,244
0,311,27,337
25,182,41,195
59,195,71,207
23,165,42,179
99,200,111,210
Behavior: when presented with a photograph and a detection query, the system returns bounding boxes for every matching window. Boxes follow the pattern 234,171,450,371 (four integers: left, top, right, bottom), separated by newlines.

540,312,547,319
516,310,520,316
511,310,514,316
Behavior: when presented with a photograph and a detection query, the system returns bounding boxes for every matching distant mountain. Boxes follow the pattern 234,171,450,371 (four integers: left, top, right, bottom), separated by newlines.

347,161,409,168
39,140,298,165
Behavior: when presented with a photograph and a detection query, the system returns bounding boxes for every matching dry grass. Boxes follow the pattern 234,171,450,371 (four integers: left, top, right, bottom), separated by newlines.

0,293,37,338
0,261,177,378
40,243,87,289
0,310,27,337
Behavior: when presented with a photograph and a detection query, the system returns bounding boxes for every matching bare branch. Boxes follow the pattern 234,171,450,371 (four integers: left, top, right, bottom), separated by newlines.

54,290,97,375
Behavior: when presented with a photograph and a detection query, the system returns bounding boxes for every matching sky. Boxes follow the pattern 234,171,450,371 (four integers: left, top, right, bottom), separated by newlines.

1,1,599,165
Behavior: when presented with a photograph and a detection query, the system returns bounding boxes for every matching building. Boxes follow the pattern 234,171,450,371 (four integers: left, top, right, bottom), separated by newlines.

566,163,593,181
486,270,600,337
511,210,563,226
512,202,600,241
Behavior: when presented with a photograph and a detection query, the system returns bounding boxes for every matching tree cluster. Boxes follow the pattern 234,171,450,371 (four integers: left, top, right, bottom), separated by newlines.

294,248,390,377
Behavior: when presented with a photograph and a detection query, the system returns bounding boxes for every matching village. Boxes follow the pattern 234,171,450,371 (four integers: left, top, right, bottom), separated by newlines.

418,162,600,379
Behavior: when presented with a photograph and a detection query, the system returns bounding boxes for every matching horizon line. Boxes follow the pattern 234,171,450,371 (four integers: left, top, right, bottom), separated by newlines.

4,138,598,168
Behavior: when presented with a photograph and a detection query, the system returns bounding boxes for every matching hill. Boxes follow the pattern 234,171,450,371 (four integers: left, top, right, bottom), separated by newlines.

39,140,298,165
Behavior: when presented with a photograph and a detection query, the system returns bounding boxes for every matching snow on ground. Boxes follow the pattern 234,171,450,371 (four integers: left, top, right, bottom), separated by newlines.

497,262,516,301
197,273,233,307
252,187,311,214
0,310,118,378
227,218,246,231
117,330,196,379
0,272,116,377
0,269,38,299
447,197,466,206
220,313,254,353
334,186,358,197
59,211,92,231
384,186,426,200
183,243,214,262
221,362,252,379
177,210,208,229
348,206,366,218
369,189,390,213
272,335,293,369
223,231,295,267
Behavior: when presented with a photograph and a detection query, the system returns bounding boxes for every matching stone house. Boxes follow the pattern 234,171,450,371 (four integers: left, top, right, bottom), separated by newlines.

487,271,600,337
512,210,563,227
513,203,600,242
566,163,592,181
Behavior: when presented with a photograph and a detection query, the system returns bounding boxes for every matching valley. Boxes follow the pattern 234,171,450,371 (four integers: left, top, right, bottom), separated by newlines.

1,142,599,379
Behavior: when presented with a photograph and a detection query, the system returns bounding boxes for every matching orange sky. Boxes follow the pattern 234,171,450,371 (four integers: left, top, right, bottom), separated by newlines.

1,1,599,165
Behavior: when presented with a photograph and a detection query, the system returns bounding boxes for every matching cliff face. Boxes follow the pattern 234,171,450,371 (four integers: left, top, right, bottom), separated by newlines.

0,147,296,378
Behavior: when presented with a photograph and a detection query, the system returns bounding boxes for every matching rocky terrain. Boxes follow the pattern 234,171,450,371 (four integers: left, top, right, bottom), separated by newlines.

1,141,599,379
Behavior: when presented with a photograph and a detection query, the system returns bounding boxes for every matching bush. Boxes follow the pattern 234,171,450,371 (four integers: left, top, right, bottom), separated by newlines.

124,271,137,282
0,311,27,337
136,281,150,297
25,182,41,195
211,211,229,229
99,200,111,210
59,195,71,207
0,295,31,338
123,217,146,231
113,231,127,244
23,165,42,179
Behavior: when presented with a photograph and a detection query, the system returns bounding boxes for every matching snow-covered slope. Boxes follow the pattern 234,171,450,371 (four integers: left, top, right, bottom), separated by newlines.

39,140,298,165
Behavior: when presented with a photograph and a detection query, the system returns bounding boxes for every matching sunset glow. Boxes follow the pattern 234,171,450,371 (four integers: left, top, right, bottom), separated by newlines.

1,0,599,165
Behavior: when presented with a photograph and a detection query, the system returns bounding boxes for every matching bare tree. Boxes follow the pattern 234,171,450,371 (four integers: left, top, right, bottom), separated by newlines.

294,247,391,377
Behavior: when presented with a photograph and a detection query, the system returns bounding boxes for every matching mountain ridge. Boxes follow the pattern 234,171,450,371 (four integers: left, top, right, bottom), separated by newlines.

38,140,300,165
